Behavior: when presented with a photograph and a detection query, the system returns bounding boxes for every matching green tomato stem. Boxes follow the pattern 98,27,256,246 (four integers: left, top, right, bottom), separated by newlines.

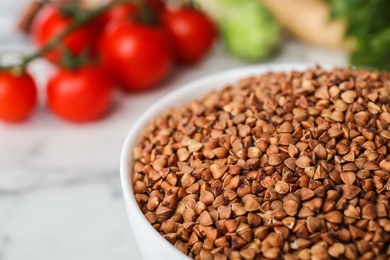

0,0,126,71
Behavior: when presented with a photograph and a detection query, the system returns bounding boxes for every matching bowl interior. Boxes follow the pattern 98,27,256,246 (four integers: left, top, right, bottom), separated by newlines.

120,63,333,259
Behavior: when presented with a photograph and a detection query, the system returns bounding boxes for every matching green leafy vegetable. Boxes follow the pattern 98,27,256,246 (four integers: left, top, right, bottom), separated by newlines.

197,0,281,61
328,0,390,70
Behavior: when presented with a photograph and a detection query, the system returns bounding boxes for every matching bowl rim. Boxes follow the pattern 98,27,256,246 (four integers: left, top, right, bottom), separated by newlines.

119,63,334,258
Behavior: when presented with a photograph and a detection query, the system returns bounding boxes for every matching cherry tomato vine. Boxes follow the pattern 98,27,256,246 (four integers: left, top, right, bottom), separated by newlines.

0,0,125,72
0,0,216,123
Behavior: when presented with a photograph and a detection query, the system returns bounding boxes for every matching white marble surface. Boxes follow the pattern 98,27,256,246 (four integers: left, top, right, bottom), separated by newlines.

0,2,347,260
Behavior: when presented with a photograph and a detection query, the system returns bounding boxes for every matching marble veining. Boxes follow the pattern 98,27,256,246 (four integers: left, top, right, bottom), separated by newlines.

0,1,347,259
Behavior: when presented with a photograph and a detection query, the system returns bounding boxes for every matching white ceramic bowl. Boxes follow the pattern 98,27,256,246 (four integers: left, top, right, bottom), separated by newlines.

120,63,332,260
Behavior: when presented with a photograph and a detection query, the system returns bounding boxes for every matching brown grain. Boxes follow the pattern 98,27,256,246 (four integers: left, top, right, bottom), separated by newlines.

132,67,390,259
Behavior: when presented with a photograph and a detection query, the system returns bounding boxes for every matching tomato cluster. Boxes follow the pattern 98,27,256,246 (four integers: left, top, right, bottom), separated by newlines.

0,1,215,123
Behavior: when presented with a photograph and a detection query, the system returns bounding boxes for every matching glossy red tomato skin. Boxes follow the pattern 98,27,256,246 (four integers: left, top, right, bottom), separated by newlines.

99,22,173,92
94,2,139,27
47,66,113,122
32,6,94,64
105,3,139,21
161,8,216,64
0,71,37,122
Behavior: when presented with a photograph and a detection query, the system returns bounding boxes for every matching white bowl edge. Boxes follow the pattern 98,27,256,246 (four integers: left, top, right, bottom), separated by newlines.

120,63,334,260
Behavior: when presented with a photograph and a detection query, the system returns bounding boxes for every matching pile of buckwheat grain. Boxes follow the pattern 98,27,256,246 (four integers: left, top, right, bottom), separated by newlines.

132,66,390,260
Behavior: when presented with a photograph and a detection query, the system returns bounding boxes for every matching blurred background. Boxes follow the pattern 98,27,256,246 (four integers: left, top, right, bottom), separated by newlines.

0,0,382,259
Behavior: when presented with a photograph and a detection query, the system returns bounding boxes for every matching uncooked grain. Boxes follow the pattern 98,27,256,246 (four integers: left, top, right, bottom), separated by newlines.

132,66,390,260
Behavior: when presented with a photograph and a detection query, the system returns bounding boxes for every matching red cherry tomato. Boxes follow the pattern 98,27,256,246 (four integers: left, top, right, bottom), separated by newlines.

32,5,95,64
47,66,113,122
104,2,139,22
99,21,173,92
94,2,139,27
0,71,37,122
161,7,216,64
146,0,166,14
